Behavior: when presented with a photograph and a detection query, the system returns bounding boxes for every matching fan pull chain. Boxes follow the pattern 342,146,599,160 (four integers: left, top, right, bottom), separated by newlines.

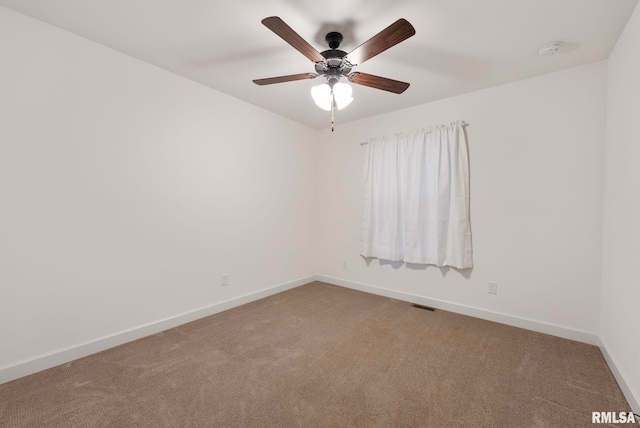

331,92,335,132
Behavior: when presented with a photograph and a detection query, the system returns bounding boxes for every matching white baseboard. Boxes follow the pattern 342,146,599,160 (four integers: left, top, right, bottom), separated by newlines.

316,275,600,346
598,337,640,414
0,275,315,385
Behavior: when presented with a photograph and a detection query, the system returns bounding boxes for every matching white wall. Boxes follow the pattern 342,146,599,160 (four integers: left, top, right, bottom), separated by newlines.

316,62,607,337
0,7,316,369
601,3,640,412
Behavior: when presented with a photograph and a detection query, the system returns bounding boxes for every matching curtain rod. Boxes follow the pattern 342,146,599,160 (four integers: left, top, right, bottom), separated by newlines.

359,121,468,145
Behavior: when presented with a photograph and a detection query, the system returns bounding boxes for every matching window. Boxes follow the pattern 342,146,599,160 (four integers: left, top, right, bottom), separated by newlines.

360,122,472,268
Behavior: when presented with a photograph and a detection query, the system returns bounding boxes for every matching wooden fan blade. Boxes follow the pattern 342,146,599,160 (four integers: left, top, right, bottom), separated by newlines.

348,72,410,94
253,73,317,86
262,17,324,63
347,19,415,65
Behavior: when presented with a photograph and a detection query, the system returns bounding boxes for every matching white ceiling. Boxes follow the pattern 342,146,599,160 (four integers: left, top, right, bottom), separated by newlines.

1,0,637,129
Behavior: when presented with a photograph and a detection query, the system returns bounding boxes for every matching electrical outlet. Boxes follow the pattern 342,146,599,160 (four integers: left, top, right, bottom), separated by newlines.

488,281,498,294
221,274,229,286
342,259,348,269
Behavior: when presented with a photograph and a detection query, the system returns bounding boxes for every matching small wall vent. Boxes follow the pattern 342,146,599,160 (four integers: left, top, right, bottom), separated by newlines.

411,303,435,311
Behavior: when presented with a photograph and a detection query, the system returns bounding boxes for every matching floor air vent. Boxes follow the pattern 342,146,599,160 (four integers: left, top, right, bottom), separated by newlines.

411,303,435,311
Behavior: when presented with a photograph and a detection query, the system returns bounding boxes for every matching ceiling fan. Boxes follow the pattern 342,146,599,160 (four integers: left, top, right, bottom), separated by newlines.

253,17,416,129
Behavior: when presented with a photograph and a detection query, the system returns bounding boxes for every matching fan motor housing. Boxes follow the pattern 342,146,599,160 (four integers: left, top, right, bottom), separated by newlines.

314,31,352,77
315,54,352,77
321,50,347,60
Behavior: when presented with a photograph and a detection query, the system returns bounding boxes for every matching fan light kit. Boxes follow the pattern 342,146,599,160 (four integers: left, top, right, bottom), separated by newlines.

311,81,353,111
253,17,416,131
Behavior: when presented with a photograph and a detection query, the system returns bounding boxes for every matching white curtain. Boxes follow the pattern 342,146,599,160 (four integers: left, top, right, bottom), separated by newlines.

360,121,472,268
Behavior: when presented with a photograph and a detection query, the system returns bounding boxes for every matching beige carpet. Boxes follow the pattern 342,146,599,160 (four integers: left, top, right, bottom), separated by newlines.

0,281,634,427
